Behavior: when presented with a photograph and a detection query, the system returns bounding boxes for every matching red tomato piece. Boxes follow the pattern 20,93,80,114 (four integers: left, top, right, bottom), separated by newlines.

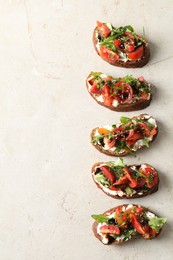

102,85,114,106
103,136,116,148
127,45,144,60
141,92,149,100
114,39,122,50
113,175,128,186
123,168,138,188
100,224,120,235
100,46,119,63
150,128,157,136
114,82,133,103
90,83,100,94
138,122,151,137
126,131,143,141
139,167,158,188
126,44,135,52
135,206,143,215
96,21,111,37
138,76,145,82
123,31,135,39
109,185,119,191
100,166,115,184
130,214,149,236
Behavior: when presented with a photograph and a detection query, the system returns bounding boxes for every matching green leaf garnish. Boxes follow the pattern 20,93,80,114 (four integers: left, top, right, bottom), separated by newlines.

148,217,167,232
91,214,110,223
114,158,126,167
91,71,102,78
125,187,136,196
124,25,134,32
120,116,132,124
94,173,110,187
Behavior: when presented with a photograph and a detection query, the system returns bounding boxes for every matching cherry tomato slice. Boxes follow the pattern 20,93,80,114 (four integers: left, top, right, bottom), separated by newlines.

123,167,138,188
127,45,144,60
138,76,145,82
138,122,151,137
102,85,114,106
100,46,119,63
139,167,158,188
113,175,128,186
100,224,120,235
130,214,149,236
90,83,101,94
100,166,115,184
150,128,157,136
114,39,122,50
126,131,143,141
96,21,111,37
114,82,133,103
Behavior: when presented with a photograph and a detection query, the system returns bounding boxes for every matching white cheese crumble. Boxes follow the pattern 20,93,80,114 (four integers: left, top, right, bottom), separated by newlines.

95,95,104,102
112,99,119,107
146,211,156,219
102,185,125,197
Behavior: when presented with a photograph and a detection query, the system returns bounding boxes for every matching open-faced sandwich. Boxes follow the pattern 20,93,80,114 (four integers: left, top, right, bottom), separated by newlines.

92,158,159,199
92,204,167,245
93,21,150,68
86,72,151,111
91,114,158,156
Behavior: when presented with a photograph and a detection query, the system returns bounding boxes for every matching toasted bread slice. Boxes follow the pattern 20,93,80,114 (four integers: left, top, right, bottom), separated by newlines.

91,159,159,199
86,72,151,112
92,204,166,245
90,114,158,156
93,22,150,68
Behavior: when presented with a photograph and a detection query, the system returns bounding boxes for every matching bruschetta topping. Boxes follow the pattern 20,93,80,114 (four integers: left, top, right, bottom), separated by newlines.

95,21,147,63
92,204,167,244
92,159,159,198
87,72,151,108
91,114,157,155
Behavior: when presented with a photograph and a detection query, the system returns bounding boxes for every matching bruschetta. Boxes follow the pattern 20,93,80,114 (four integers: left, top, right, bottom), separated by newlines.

92,204,167,245
92,158,159,199
86,72,151,111
93,21,150,68
91,114,158,156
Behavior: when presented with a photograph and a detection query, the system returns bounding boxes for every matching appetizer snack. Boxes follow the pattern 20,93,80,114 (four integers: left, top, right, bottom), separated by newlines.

91,114,158,156
93,21,150,68
92,204,167,245
86,72,151,111
92,158,159,199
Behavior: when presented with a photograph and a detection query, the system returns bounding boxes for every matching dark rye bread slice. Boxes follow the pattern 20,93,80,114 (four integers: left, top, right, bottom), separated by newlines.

91,162,159,199
90,114,158,157
92,204,163,245
93,27,150,68
86,74,152,112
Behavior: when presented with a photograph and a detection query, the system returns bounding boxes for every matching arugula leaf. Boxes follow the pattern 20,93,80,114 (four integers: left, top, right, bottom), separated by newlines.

125,187,135,196
90,71,102,79
91,214,110,223
91,135,103,144
141,139,150,148
148,217,167,232
124,25,134,32
120,116,132,124
115,158,126,167
94,173,110,187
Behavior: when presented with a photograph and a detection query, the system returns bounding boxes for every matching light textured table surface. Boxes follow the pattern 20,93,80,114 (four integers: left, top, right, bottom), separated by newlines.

0,0,173,259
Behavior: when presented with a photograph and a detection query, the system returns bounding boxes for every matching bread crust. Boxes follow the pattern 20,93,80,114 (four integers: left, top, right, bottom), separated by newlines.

92,204,162,245
91,162,159,199
93,27,150,68
90,114,158,157
86,74,152,112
